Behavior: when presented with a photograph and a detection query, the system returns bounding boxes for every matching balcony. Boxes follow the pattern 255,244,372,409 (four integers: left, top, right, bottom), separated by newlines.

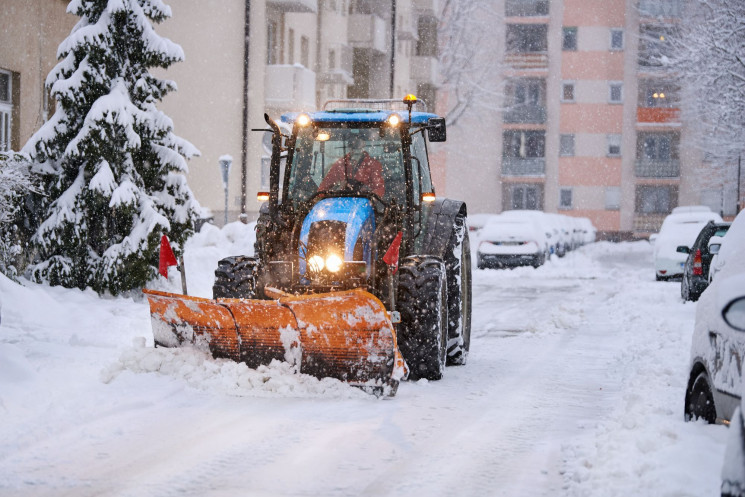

412,0,440,16
410,56,439,85
502,157,546,176
637,107,680,125
264,65,316,112
503,104,546,124
348,14,388,53
638,0,682,18
319,45,353,85
266,0,318,13
633,213,667,233
505,0,549,17
504,53,548,70
635,159,680,178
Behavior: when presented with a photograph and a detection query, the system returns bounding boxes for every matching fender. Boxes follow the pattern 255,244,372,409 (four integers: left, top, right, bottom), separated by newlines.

418,197,468,259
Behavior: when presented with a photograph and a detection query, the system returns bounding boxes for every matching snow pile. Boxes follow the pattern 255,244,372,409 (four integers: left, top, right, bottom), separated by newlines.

103,344,370,399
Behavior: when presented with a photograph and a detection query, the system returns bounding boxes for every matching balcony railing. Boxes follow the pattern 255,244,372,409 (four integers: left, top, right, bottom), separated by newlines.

502,157,546,176
264,64,316,112
410,56,439,85
504,53,548,70
503,104,546,124
635,159,680,178
505,0,549,17
348,14,388,53
636,107,680,124
638,0,682,18
266,0,318,13
319,45,353,85
633,213,667,233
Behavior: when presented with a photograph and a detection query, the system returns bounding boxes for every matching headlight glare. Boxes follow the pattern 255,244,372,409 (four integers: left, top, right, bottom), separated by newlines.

308,255,325,272
326,254,343,273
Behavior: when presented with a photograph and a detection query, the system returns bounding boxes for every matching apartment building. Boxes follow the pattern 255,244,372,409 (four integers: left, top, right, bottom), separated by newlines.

448,0,720,240
2,0,441,224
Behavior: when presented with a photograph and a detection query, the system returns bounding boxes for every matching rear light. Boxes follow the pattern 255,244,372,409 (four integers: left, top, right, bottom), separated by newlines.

257,191,270,202
693,249,703,276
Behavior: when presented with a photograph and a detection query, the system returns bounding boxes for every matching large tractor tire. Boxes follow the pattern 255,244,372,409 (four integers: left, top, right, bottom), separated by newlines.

445,217,472,366
212,256,262,299
396,256,448,381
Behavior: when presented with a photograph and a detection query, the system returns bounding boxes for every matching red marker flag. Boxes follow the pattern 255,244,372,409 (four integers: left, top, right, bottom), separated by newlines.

159,234,178,278
383,231,403,272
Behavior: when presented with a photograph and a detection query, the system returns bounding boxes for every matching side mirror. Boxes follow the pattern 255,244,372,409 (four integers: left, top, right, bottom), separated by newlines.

723,297,745,332
649,234,658,244
427,117,446,142
676,245,690,254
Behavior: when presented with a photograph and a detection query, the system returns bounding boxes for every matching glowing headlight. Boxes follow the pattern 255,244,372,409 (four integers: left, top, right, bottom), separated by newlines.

326,254,343,273
308,255,325,272
387,113,401,127
296,113,311,126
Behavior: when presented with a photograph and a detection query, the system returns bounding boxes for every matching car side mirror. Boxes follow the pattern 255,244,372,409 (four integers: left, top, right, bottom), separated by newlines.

649,234,658,245
709,235,725,254
427,118,446,142
676,245,690,254
723,297,745,332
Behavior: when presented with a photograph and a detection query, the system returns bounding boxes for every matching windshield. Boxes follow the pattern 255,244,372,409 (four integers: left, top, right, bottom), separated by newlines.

285,124,406,208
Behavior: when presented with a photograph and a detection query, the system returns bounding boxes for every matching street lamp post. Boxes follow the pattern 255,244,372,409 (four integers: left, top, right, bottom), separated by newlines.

219,155,233,226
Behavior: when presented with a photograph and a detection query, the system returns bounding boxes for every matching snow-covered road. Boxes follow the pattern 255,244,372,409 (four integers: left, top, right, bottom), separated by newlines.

0,229,730,496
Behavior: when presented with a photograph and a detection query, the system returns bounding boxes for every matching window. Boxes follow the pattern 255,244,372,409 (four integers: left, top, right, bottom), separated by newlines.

609,82,623,103
0,70,11,151
288,29,295,65
559,188,573,209
610,29,624,50
559,134,575,156
605,187,621,210
267,21,278,64
639,25,674,67
503,130,546,158
561,82,575,102
300,36,310,68
562,27,578,51
505,0,549,17
507,185,542,210
417,16,438,57
637,132,679,161
329,49,336,70
506,24,548,53
607,134,622,157
638,80,680,108
635,185,678,214
504,78,546,123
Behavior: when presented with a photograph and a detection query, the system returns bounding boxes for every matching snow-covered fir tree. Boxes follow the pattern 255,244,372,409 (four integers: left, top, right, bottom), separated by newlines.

22,0,200,295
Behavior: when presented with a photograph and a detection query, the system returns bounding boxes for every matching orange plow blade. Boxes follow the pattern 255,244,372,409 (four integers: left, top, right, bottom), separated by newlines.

142,288,407,396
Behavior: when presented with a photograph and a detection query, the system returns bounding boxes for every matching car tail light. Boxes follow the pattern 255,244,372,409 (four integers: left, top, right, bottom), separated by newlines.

693,249,703,276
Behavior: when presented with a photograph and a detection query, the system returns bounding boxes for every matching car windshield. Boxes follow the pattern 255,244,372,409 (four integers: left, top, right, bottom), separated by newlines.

285,124,406,208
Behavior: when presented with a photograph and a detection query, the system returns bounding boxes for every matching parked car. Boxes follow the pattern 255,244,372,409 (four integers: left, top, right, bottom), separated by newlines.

722,397,745,497
679,221,731,301
710,209,745,284
653,207,723,280
476,216,548,269
684,210,745,424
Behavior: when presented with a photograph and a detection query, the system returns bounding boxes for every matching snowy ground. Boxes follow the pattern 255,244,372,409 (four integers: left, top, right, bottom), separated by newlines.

0,222,730,496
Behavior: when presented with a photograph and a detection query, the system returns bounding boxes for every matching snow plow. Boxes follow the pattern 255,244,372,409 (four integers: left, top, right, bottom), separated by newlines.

144,95,472,396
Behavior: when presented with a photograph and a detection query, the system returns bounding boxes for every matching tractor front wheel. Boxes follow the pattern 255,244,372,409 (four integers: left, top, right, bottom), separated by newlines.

397,256,448,381
212,256,262,299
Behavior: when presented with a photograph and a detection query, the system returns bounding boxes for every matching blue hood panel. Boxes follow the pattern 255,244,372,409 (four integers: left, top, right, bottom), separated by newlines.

298,198,376,276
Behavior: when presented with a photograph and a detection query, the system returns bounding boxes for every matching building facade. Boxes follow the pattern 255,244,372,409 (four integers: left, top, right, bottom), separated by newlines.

448,0,732,240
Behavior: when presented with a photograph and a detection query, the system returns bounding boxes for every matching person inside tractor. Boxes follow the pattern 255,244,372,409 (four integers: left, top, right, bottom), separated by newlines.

318,131,386,197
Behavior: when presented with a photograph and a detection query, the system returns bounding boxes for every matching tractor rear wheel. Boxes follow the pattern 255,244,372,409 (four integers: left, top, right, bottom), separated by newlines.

397,256,448,381
212,256,262,299
445,217,472,366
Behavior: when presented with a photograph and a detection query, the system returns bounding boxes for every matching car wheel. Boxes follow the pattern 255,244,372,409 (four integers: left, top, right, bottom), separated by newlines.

681,275,691,301
685,371,716,423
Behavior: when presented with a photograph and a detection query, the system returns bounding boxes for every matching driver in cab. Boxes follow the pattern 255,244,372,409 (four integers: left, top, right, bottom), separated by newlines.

318,133,385,197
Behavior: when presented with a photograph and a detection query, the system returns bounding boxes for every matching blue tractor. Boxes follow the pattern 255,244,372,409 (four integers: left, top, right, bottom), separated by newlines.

212,96,471,381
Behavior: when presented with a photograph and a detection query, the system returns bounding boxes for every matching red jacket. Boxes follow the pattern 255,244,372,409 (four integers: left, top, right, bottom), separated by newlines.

319,152,385,197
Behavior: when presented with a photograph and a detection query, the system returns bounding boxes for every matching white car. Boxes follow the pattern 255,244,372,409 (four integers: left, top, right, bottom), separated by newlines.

685,209,745,425
476,216,548,269
653,208,723,280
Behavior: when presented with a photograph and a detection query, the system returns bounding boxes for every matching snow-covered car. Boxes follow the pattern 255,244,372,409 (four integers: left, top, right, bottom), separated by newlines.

685,210,745,424
576,217,597,245
653,208,723,280
499,210,555,257
476,216,548,269
710,209,745,284
679,221,731,302
722,396,745,497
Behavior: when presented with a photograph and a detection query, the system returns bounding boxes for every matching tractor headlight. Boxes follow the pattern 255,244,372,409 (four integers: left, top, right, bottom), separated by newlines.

326,254,343,273
308,255,325,272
